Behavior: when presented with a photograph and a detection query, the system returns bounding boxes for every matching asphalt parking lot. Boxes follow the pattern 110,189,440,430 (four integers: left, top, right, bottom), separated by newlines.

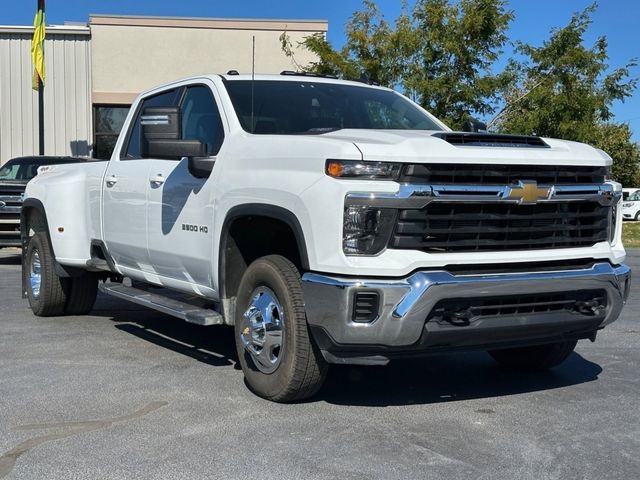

0,248,639,480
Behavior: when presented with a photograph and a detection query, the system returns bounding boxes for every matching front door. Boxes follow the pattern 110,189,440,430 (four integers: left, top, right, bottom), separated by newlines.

146,83,226,293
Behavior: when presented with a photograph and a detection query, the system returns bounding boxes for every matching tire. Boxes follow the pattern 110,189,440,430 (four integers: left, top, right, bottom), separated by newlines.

24,232,68,316
635,211,640,221
488,340,577,371
234,255,327,402
65,273,99,315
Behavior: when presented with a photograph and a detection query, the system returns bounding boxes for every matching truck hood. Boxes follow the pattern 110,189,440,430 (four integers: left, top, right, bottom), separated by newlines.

319,129,610,166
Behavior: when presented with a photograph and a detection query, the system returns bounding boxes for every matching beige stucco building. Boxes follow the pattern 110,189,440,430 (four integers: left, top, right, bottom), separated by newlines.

0,15,328,163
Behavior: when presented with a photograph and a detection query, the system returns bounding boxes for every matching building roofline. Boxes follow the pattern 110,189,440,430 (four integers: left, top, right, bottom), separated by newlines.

0,25,90,35
89,14,328,32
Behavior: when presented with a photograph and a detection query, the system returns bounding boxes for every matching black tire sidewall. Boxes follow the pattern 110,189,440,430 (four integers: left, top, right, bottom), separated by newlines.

24,234,45,314
234,257,305,399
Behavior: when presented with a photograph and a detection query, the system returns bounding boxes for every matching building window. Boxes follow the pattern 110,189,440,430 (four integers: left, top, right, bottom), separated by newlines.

94,105,130,159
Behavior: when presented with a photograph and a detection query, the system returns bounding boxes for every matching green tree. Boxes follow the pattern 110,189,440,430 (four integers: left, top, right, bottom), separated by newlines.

593,123,640,186
492,4,639,185
282,0,513,129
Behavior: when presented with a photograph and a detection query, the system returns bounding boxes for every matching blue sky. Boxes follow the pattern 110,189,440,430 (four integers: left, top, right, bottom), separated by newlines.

4,0,639,139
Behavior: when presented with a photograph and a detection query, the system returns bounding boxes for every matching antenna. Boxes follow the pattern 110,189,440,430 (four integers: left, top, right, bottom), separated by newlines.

251,35,255,133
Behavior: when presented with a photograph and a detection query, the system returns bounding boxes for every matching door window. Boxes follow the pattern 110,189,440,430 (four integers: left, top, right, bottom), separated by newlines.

629,191,640,201
180,85,225,156
121,88,182,159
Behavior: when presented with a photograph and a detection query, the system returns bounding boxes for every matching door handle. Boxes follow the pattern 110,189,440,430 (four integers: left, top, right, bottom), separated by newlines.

105,175,117,187
149,174,165,186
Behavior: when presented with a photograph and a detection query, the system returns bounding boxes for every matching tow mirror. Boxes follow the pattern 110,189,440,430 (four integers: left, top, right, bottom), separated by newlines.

188,157,215,179
463,119,488,133
141,106,207,160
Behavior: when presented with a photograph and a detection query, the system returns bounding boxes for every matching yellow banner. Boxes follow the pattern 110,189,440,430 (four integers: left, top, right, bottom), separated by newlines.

31,9,45,90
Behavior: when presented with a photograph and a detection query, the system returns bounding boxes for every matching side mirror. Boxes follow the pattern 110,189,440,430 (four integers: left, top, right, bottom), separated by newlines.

463,119,488,133
188,157,215,179
141,106,207,160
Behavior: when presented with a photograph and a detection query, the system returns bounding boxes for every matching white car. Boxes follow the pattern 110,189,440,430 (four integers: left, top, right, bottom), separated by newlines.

621,187,640,220
20,73,631,401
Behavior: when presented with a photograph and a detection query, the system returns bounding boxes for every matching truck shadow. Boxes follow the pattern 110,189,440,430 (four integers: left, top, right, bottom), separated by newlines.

318,351,602,407
92,295,238,368
92,295,603,406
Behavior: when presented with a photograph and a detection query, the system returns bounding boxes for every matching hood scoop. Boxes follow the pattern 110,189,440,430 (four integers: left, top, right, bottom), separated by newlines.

432,132,549,148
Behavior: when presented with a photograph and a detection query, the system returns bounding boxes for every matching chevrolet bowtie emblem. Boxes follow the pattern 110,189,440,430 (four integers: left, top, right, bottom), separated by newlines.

504,180,551,204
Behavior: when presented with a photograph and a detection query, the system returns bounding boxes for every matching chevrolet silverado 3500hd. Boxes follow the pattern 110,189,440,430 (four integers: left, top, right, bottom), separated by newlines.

21,73,630,401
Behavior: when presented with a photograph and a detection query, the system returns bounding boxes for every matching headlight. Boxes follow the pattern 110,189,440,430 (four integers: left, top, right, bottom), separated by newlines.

623,202,633,208
326,160,401,180
343,206,396,255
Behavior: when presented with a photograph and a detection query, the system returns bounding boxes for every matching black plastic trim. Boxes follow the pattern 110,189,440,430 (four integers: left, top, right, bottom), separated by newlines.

309,322,600,366
432,132,550,148
89,239,117,272
218,204,310,299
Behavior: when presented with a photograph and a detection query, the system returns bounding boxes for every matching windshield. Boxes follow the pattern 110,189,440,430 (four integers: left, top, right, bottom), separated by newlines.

224,80,444,134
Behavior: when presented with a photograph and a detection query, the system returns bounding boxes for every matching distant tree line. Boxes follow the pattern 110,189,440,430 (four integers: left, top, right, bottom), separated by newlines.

281,1,639,185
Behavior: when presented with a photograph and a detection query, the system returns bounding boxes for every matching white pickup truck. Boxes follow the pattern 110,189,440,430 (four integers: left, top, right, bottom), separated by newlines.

21,73,631,402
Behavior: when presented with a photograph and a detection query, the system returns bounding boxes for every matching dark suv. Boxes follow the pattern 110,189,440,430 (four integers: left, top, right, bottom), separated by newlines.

0,156,88,248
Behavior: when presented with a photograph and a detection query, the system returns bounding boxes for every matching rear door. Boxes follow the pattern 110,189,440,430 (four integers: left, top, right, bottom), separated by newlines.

145,82,226,292
102,88,182,275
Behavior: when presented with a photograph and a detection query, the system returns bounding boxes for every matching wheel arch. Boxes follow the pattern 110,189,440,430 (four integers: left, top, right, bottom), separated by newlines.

21,199,84,284
218,204,310,301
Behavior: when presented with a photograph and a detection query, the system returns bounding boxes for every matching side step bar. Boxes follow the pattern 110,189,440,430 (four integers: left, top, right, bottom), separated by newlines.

98,283,224,326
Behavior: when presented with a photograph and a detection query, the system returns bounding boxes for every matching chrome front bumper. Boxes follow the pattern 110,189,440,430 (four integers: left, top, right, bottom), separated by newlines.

301,262,631,356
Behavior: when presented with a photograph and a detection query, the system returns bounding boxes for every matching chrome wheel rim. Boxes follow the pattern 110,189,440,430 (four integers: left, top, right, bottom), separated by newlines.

30,250,42,299
239,286,285,374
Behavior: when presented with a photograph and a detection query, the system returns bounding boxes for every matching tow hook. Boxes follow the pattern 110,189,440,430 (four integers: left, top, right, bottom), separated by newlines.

443,309,473,326
574,300,606,315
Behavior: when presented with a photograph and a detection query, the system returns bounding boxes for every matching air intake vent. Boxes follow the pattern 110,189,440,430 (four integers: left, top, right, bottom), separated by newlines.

432,132,549,148
427,289,607,325
352,291,380,323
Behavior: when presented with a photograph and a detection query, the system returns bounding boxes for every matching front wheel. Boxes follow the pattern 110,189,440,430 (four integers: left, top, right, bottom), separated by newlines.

234,255,327,402
488,340,577,371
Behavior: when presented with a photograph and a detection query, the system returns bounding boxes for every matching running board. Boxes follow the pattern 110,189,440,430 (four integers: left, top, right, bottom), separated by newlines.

98,283,224,326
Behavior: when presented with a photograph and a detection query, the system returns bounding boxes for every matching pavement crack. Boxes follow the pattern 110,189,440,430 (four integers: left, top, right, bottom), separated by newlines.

0,401,168,479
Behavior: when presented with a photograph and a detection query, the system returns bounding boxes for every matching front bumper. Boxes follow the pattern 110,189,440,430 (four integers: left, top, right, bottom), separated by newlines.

301,262,631,365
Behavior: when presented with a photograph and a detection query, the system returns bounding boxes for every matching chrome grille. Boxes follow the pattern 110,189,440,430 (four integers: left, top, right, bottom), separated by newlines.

0,192,23,237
